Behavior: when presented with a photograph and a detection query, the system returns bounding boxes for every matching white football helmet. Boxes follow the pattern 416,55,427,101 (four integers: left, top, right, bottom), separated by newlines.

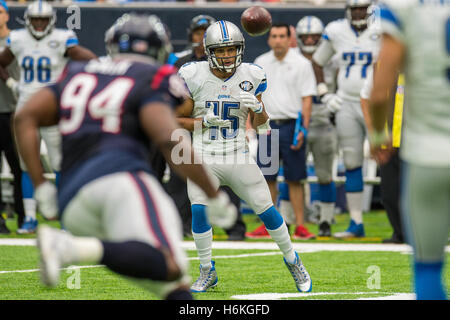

295,16,324,54
203,20,245,73
24,1,56,39
346,0,372,29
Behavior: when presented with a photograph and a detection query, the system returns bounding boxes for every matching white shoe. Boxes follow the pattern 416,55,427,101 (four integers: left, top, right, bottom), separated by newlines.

37,225,75,287
284,252,312,292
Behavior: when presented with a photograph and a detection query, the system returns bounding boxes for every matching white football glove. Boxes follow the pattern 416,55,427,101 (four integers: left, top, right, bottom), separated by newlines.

240,91,263,114
34,181,58,220
205,191,238,229
6,77,19,99
203,108,231,128
321,93,343,113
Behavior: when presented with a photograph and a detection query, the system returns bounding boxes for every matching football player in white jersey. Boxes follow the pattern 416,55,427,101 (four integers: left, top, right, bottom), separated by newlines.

0,0,96,234
370,0,449,300
176,20,312,293
311,0,381,238
295,16,338,237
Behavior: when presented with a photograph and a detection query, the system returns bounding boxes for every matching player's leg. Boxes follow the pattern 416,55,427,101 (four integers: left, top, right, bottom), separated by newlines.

401,163,449,300
334,102,366,238
186,163,220,292
226,158,312,292
281,122,315,240
41,171,191,300
310,124,338,237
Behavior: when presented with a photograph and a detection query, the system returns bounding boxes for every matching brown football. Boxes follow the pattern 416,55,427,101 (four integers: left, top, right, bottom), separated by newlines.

240,6,272,37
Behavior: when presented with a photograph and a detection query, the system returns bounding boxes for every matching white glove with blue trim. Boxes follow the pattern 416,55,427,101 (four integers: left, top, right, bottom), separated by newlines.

240,91,263,114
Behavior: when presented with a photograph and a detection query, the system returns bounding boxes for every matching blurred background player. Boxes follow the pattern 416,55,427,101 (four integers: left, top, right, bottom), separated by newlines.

14,13,237,300
370,0,449,299
311,0,381,238
360,67,405,244
176,20,312,293
296,16,338,237
248,23,317,240
0,0,25,234
161,14,246,240
0,0,96,234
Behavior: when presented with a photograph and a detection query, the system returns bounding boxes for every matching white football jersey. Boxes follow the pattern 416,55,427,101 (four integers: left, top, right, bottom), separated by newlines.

313,19,381,102
7,28,78,106
178,61,267,155
379,0,450,166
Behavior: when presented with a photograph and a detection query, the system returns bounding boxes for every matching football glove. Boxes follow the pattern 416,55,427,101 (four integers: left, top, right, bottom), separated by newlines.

240,91,263,114
6,77,19,99
34,181,58,220
203,108,231,128
321,93,343,113
205,191,238,229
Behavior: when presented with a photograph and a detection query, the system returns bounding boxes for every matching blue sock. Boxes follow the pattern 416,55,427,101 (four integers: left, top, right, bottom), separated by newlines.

191,204,212,234
258,206,284,230
345,167,363,193
21,172,34,198
414,261,447,300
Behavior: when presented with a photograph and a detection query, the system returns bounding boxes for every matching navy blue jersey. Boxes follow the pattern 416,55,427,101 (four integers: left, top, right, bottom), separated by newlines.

48,57,184,213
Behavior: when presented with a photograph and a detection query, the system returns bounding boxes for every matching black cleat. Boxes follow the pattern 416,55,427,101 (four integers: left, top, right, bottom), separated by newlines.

318,222,331,237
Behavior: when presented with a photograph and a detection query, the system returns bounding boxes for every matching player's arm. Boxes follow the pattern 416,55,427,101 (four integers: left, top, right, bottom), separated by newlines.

369,34,405,163
65,45,97,61
249,95,270,132
140,102,217,197
312,38,335,96
0,47,18,92
175,97,203,131
14,88,59,187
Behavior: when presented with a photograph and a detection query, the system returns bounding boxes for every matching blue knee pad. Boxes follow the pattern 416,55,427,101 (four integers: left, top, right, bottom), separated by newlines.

318,182,336,203
191,204,211,234
345,167,363,192
22,172,34,199
258,206,284,230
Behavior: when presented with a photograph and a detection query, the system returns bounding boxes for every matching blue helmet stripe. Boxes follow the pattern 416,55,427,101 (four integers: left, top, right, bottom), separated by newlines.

307,16,311,33
219,20,229,40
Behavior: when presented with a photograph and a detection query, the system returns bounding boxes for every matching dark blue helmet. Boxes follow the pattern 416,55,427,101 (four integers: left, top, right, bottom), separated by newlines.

188,14,216,42
105,13,172,64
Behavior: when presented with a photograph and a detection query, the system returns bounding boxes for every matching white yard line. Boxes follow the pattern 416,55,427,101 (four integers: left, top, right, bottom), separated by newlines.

1,238,449,254
232,292,415,300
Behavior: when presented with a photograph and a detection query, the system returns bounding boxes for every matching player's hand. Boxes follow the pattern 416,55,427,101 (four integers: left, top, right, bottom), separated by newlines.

205,191,238,229
321,93,342,113
203,108,231,128
369,131,394,165
6,77,19,99
240,91,263,114
34,181,58,220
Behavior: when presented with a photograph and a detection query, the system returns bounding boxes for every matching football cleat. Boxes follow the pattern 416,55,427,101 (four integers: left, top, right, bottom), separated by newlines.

284,252,312,292
333,219,365,239
190,261,218,292
245,224,271,239
318,221,331,237
16,217,38,234
37,225,76,287
292,225,316,240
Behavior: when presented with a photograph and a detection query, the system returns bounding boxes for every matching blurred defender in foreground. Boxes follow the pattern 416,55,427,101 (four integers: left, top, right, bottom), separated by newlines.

370,0,449,300
14,14,237,300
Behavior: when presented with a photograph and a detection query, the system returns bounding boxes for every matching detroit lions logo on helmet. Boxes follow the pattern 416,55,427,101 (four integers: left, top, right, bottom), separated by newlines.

239,80,253,92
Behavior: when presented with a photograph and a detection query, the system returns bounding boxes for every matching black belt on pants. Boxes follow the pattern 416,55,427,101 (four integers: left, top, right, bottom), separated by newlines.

270,119,296,126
